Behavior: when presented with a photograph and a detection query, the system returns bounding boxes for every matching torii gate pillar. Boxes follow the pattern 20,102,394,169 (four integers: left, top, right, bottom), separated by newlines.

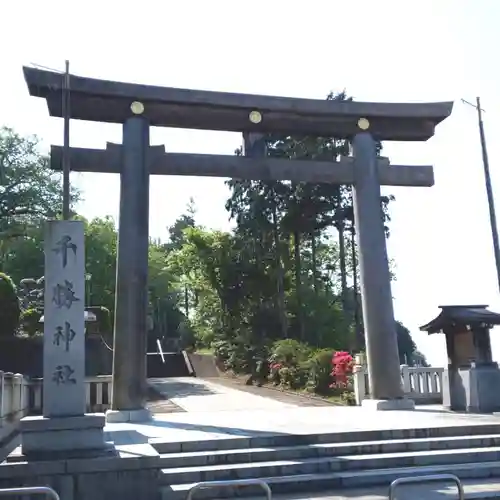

353,132,411,409
106,115,152,423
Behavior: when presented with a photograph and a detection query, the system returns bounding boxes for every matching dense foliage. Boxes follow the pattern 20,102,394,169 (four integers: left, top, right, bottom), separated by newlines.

0,272,20,337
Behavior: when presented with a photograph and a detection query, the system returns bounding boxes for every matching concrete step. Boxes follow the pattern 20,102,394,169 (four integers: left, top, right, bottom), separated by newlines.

150,424,500,454
159,447,500,484
188,478,500,500
156,434,500,469
161,460,500,500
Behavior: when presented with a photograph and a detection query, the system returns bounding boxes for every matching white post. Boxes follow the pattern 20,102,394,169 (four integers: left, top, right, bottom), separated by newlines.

21,376,30,416
6,374,14,420
400,364,411,394
353,363,367,405
12,374,22,418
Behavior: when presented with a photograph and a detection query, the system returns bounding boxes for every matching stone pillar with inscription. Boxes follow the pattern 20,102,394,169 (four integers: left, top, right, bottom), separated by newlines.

20,220,107,457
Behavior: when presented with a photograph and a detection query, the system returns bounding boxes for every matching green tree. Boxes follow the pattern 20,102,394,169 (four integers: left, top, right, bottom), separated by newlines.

164,198,197,252
0,226,44,285
224,90,394,352
396,321,417,364
0,127,81,284
0,272,20,337
163,199,199,319
0,127,80,240
412,349,429,367
84,216,118,312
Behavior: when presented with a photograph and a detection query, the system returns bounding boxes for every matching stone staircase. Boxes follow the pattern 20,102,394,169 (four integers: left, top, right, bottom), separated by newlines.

155,423,500,499
147,352,191,379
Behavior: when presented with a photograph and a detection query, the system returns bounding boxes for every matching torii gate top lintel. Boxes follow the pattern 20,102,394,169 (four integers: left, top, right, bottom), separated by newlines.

23,66,453,141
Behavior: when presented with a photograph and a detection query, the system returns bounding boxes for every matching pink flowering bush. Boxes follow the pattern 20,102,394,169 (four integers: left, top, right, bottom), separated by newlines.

264,341,356,404
330,351,354,389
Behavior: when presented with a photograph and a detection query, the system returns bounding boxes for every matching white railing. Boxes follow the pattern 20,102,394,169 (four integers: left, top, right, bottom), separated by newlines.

353,364,444,405
27,375,113,414
401,365,444,401
1,374,113,455
0,371,30,445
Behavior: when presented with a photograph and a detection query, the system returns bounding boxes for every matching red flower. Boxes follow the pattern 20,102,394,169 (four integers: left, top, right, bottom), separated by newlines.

331,351,354,386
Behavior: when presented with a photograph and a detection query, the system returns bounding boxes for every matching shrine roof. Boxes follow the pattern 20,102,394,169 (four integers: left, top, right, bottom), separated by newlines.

23,66,453,141
419,305,500,334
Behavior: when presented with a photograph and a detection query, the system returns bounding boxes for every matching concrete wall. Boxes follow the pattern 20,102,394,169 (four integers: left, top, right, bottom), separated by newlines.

0,455,161,500
188,353,220,378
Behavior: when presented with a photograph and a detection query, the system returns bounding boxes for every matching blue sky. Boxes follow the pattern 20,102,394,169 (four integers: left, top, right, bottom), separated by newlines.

2,0,499,366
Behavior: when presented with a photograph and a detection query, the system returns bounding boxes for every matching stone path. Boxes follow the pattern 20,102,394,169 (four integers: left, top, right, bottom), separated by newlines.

149,377,297,412
212,375,335,407
146,384,185,413
104,399,500,451
103,376,500,470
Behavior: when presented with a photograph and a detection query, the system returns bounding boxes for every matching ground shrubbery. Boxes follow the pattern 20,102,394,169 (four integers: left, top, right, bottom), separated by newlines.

19,307,42,337
213,338,357,404
0,272,21,337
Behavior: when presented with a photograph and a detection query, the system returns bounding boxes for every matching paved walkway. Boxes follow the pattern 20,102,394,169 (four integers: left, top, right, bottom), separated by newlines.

102,377,500,459
104,402,500,456
149,377,297,412
212,375,335,407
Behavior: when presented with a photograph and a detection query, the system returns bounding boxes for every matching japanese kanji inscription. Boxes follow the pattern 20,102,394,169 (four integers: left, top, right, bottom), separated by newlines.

53,321,76,352
52,235,77,268
43,220,86,417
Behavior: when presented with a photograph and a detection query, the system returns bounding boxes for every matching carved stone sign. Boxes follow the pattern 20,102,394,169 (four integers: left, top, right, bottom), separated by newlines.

43,220,86,417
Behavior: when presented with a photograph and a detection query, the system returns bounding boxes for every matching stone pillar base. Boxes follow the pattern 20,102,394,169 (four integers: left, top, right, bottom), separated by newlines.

361,398,415,411
105,408,152,423
20,414,113,459
447,364,500,413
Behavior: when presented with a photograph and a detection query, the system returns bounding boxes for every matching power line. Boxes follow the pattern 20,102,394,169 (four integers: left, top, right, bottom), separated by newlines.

29,62,64,74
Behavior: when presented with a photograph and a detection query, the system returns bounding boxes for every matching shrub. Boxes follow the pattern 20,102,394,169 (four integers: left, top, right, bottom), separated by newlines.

0,272,20,337
307,349,335,394
279,362,309,390
330,351,354,388
270,339,311,366
212,339,230,362
212,339,253,373
341,390,356,406
269,362,282,385
179,320,196,351
20,307,42,337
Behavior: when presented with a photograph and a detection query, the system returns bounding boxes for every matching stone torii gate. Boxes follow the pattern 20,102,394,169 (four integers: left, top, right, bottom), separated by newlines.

23,66,453,419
